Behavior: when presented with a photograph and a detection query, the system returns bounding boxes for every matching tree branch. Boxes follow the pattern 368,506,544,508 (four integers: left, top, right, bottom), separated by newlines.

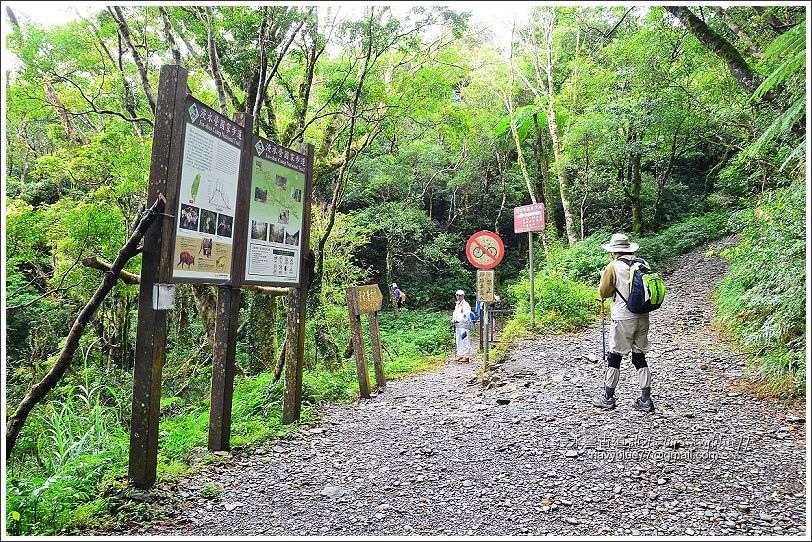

6,194,166,458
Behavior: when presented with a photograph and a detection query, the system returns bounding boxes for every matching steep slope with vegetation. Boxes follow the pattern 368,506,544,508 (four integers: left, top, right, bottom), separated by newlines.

3,5,806,535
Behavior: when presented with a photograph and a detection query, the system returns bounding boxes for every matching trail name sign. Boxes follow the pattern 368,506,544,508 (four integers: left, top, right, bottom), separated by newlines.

513,203,545,233
346,285,386,398
352,284,383,315
477,270,496,303
170,97,244,284
466,230,504,269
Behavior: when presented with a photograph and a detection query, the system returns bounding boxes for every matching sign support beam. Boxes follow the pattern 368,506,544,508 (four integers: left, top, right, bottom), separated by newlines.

129,65,187,489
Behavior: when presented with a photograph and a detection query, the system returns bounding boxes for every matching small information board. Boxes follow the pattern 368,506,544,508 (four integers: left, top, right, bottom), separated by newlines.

355,284,383,315
514,203,546,233
242,135,309,286
477,270,495,303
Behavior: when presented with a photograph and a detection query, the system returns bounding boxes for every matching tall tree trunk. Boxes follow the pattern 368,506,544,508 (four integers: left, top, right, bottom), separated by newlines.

544,76,578,243
665,6,763,97
314,8,376,299
192,285,218,347
246,293,277,374
532,112,550,208
44,79,81,144
711,6,762,58
652,118,685,228
110,6,156,114
703,146,732,212
159,7,182,64
204,7,229,116
626,140,643,235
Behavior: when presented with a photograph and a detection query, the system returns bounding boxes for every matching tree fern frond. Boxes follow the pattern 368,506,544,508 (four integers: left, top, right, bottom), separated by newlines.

745,98,806,157
762,21,805,60
780,140,806,172
753,47,806,101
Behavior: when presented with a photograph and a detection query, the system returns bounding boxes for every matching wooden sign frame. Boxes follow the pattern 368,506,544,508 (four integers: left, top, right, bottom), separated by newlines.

346,286,386,398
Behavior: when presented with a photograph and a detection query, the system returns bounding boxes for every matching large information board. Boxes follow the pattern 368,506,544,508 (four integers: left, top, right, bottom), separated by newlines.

242,135,308,286
170,97,243,283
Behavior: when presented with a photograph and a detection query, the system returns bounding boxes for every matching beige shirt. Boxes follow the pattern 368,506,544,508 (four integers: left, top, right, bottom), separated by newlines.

599,257,640,321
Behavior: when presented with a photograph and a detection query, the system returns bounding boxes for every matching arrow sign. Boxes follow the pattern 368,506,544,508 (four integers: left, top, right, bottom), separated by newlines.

514,203,545,233
466,230,504,270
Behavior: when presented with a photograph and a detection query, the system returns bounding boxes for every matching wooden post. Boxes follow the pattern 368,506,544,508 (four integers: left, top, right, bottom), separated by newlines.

529,231,534,330
129,65,187,489
208,286,240,450
346,288,371,399
367,311,386,390
208,112,252,450
281,143,314,424
293,143,313,420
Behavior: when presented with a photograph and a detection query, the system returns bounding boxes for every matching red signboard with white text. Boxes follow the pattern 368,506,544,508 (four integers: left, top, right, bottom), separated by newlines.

513,203,545,233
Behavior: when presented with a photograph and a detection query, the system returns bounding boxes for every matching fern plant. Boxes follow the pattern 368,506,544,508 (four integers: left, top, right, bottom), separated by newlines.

746,18,806,170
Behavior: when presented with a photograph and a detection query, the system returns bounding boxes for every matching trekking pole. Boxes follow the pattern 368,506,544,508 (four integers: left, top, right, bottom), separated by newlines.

599,298,606,361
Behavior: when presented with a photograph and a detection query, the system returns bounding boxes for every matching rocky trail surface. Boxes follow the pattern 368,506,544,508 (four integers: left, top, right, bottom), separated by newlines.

100,238,806,536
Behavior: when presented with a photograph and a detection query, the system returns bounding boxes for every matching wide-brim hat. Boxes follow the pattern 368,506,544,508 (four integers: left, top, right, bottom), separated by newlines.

601,233,639,253
455,289,465,295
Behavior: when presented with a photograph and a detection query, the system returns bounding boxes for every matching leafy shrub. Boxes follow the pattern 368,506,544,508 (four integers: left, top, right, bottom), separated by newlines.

506,272,598,332
714,179,805,394
636,210,731,268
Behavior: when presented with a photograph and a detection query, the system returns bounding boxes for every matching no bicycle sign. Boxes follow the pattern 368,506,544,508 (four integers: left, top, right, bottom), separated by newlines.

466,230,504,270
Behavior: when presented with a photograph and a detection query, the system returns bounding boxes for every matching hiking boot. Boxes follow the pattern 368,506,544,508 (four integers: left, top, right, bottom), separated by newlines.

633,397,655,412
593,392,616,409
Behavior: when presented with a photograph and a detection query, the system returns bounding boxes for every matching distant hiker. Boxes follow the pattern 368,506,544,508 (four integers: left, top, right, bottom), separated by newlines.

594,233,655,412
450,289,472,363
392,283,405,308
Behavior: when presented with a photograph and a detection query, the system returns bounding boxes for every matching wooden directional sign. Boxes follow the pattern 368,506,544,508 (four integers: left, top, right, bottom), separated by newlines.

514,203,545,233
350,284,383,315
466,230,504,270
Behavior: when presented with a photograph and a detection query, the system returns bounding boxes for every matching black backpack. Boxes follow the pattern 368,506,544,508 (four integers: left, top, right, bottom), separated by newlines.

614,257,666,314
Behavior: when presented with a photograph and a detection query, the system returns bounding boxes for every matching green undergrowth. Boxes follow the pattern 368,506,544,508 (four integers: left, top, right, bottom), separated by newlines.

5,309,454,536
497,211,734,363
712,179,806,396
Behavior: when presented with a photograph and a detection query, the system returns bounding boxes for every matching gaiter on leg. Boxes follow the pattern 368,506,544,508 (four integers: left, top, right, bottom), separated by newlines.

604,352,621,398
632,352,651,402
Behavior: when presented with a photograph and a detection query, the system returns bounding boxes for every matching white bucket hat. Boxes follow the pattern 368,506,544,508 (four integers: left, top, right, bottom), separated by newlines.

455,289,465,296
601,233,639,253
392,283,397,288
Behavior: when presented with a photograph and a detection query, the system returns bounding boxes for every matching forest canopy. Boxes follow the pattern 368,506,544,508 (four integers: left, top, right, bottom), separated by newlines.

2,3,807,535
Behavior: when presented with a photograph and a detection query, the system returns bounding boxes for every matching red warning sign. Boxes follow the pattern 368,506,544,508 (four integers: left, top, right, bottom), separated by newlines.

466,230,504,270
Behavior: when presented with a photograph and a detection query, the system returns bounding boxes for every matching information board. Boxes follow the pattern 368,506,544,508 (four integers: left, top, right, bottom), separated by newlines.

171,97,244,283
477,270,495,303
242,135,308,286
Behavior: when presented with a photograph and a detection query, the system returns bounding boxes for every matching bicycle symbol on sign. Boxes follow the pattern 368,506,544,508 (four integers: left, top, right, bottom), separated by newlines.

472,241,499,261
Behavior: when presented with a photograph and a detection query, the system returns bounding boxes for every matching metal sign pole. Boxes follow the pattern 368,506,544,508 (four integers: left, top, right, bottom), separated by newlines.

483,303,489,367
529,231,534,329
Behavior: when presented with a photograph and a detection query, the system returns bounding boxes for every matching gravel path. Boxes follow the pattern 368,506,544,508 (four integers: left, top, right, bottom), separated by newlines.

103,238,807,536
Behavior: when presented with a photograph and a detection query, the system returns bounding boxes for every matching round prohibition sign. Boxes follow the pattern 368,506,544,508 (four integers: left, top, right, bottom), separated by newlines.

466,230,505,269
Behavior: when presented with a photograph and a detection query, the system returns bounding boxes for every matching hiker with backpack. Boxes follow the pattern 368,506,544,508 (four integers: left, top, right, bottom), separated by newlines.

593,233,665,413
